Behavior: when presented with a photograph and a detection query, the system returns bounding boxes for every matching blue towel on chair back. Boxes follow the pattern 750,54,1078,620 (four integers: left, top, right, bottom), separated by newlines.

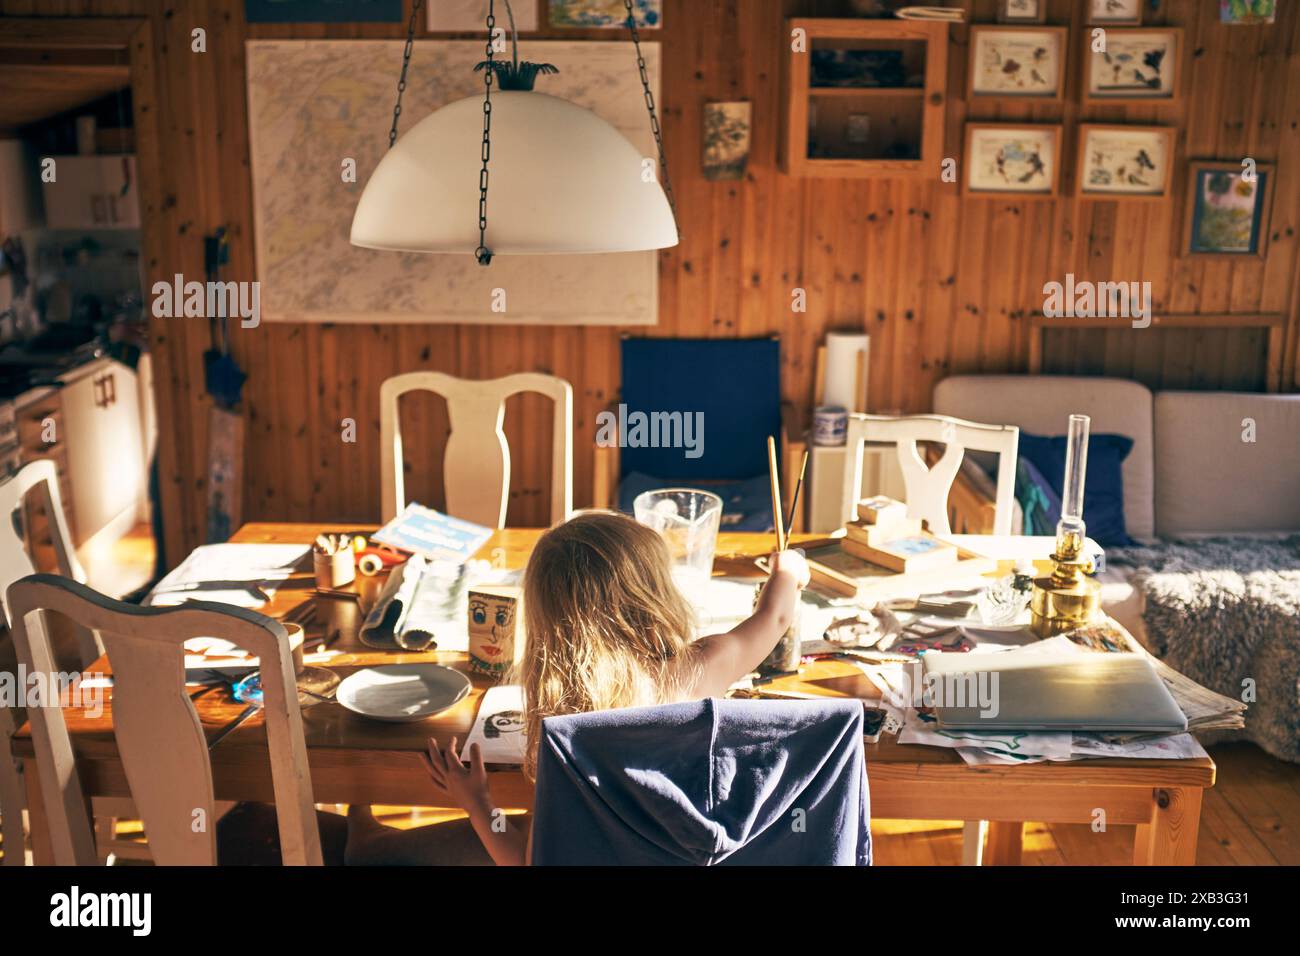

620,338,782,482
530,698,871,866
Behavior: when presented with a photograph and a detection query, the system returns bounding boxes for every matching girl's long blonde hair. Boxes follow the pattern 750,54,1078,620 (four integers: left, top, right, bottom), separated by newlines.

514,511,696,779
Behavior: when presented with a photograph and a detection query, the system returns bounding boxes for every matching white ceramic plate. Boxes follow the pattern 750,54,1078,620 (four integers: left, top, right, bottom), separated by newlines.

335,664,472,722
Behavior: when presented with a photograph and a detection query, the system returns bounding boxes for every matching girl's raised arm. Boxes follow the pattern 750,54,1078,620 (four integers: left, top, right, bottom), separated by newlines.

683,550,809,699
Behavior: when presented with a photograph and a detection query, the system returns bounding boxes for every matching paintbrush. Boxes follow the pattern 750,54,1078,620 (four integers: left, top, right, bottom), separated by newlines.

766,435,786,551
784,449,809,541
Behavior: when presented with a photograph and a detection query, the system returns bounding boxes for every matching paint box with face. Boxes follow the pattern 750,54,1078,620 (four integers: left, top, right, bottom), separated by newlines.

467,586,523,678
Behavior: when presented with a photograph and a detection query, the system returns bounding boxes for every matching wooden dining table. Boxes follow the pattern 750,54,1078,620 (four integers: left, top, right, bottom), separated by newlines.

14,522,1214,866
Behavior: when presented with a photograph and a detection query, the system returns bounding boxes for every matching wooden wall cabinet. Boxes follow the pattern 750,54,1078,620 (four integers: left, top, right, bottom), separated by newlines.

15,389,75,569
780,18,949,178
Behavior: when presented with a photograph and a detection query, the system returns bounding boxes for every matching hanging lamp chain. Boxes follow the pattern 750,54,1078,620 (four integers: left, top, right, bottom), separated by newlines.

476,0,497,266
388,0,424,150
624,0,678,236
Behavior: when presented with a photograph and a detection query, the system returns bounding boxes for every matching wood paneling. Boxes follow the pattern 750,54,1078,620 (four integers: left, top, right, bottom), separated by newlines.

1,0,1296,562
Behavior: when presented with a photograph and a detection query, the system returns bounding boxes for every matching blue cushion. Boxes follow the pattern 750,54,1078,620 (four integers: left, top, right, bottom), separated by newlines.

1018,432,1136,547
620,338,782,482
1014,457,1061,537
618,472,774,533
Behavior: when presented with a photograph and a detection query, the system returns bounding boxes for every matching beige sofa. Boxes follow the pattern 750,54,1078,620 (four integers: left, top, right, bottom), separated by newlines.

933,376,1300,638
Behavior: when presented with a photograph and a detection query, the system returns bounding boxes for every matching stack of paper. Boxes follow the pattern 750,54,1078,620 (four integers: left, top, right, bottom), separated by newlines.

146,543,310,608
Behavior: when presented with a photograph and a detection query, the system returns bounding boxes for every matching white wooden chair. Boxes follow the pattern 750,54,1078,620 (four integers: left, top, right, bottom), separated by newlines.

0,460,95,865
840,413,1019,865
6,574,322,865
840,413,1020,537
380,371,573,528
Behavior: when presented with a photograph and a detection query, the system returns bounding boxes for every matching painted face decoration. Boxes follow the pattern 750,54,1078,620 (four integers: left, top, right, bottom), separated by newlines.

467,587,521,677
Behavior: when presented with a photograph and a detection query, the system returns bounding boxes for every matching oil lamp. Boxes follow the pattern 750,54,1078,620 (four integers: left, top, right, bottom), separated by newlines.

1030,414,1103,637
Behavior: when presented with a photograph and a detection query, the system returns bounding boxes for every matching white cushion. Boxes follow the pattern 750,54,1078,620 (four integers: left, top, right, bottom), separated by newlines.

1154,392,1300,536
933,376,1155,540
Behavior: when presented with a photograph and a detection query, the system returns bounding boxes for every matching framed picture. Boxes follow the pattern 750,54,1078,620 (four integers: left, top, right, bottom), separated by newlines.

997,0,1048,24
968,26,1068,100
1084,27,1180,104
549,0,661,29
1182,160,1275,257
702,101,752,181
429,0,539,32
1075,125,1175,201
1220,0,1277,24
962,123,1062,198
1087,0,1143,25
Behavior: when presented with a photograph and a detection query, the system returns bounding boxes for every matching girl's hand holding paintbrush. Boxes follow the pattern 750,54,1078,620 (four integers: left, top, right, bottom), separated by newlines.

768,549,810,590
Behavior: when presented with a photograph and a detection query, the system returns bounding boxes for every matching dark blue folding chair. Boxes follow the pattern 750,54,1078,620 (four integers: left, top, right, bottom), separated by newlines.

592,337,803,532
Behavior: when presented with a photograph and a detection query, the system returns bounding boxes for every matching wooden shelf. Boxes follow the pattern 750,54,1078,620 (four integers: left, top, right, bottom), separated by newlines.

781,18,949,179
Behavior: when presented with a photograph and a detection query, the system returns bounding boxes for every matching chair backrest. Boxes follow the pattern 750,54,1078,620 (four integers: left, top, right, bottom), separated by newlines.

0,460,86,619
619,337,782,481
530,698,869,866
380,371,573,528
841,413,1019,536
0,462,91,866
5,574,322,865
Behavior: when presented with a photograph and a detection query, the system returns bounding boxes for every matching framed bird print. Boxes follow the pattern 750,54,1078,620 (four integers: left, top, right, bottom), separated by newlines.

1084,27,1181,104
1087,0,1144,24
997,0,1048,23
968,26,1068,101
1182,160,1275,257
962,123,1062,198
1075,125,1175,201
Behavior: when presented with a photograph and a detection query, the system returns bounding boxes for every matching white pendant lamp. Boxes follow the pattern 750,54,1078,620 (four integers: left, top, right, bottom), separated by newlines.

350,0,678,265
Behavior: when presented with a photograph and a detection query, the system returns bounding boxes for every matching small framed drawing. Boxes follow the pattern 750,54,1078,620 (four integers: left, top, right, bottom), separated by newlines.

1221,0,1277,24
1182,160,1275,257
1084,27,1181,104
962,123,1062,198
997,0,1048,24
968,26,1068,100
702,101,752,181
1087,0,1143,24
1075,125,1175,201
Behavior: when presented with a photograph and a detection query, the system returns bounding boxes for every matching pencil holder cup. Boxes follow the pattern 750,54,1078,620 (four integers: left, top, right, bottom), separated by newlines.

754,584,803,675
314,547,356,590
813,406,848,446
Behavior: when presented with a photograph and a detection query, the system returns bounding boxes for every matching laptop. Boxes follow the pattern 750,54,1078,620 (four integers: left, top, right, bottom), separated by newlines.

924,652,1188,733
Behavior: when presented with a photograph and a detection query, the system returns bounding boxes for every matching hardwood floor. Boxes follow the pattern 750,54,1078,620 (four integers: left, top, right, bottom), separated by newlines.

870,744,1300,866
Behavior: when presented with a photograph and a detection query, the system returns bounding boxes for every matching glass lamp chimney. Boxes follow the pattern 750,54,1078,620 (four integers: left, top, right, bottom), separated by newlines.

1056,414,1090,559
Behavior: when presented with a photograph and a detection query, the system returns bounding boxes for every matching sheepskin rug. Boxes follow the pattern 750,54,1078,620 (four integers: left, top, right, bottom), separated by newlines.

1109,536,1300,763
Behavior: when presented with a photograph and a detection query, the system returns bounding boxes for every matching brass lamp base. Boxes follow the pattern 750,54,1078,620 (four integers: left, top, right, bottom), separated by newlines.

1030,571,1102,638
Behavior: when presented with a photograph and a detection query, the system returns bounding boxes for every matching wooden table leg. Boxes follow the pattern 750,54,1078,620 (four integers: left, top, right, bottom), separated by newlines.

23,759,53,866
985,821,1024,866
1134,787,1202,866
960,820,986,865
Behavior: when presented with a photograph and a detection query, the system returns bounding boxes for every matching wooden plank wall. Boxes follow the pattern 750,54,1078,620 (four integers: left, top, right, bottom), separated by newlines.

1,0,1296,563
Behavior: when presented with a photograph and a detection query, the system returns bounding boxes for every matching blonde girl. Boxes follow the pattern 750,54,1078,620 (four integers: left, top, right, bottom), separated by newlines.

347,511,808,866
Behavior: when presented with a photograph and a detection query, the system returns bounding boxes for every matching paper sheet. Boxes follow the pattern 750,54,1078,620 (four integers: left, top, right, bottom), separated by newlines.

146,543,310,608
462,685,526,766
